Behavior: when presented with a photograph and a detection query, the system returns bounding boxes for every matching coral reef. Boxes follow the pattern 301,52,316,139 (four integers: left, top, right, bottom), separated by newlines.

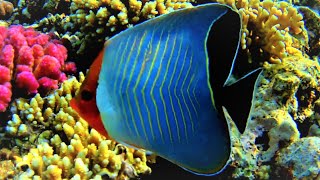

8,0,69,22
65,0,194,53
210,2,319,179
0,25,76,112
3,0,312,62
3,73,154,179
230,55,320,179
6,0,196,72
0,0,319,179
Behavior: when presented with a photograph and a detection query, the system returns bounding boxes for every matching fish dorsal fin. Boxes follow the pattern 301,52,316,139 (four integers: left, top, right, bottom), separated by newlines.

205,8,263,133
206,5,242,89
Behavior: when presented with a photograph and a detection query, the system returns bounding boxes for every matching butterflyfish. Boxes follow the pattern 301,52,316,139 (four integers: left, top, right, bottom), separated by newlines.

71,3,242,176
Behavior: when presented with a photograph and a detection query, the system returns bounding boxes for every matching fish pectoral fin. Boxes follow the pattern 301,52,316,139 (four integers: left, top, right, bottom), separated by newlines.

141,149,154,155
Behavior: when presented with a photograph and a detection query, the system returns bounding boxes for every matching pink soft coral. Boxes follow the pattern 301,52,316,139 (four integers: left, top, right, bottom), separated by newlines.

0,25,77,112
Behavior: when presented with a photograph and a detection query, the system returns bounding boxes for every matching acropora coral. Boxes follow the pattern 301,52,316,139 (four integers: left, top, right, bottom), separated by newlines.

0,25,76,112
0,0,319,179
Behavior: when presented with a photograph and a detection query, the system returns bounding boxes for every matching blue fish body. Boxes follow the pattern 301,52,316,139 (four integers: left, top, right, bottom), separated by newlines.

96,3,241,175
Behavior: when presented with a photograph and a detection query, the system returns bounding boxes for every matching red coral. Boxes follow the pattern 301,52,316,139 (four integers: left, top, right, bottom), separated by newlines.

63,62,77,74
33,55,61,79
17,46,34,66
0,44,14,69
0,82,11,112
15,71,39,94
38,77,58,92
0,65,10,84
0,25,77,112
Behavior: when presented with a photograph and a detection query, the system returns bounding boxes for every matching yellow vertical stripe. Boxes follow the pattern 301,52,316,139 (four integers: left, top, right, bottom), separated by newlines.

112,36,132,135
192,77,201,109
147,29,165,142
119,35,140,137
167,38,183,142
160,33,180,142
157,32,173,143
113,36,131,94
174,46,189,141
128,31,150,143
111,40,125,72
140,28,156,141
168,40,186,141
187,73,198,132
180,53,195,134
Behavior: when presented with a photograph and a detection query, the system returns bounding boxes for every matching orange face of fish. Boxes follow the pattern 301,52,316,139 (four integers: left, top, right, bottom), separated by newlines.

70,49,109,137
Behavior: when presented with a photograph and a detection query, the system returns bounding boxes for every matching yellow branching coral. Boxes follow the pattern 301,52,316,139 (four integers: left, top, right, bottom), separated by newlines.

64,0,195,53
70,0,194,24
214,0,308,63
47,0,309,61
0,0,13,17
22,0,195,54
4,73,154,179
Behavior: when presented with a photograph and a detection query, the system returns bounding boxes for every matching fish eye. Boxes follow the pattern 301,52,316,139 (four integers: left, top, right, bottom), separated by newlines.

81,90,93,101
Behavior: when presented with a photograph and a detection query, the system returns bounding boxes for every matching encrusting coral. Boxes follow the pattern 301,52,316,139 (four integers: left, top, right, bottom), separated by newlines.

276,137,320,179
230,54,320,179
296,5,320,57
3,72,154,179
